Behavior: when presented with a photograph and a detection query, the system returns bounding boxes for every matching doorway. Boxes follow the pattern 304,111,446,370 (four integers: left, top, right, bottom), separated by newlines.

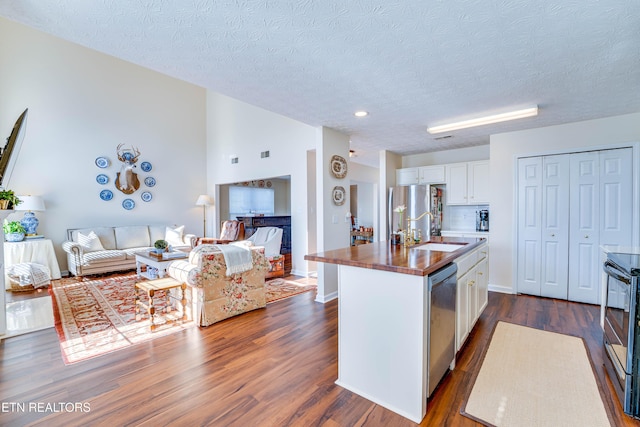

349,180,376,245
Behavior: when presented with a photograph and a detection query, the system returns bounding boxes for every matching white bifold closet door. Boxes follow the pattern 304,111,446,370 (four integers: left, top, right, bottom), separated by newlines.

517,147,632,304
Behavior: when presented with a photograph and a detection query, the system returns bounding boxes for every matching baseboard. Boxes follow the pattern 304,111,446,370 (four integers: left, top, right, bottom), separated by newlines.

315,290,338,304
290,269,314,277
488,283,515,294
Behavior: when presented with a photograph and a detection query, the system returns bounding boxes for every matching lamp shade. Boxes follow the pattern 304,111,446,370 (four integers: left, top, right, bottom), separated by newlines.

16,195,45,211
195,195,213,206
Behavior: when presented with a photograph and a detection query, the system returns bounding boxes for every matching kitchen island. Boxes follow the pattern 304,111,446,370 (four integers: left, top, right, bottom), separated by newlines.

305,236,486,423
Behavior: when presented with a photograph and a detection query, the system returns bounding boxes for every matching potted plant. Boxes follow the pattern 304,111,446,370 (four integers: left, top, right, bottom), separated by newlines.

153,239,168,254
0,189,21,210
3,219,25,242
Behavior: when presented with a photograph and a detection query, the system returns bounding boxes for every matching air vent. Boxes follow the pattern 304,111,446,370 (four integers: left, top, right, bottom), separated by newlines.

261,150,270,158
434,135,453,140
231,157,239,164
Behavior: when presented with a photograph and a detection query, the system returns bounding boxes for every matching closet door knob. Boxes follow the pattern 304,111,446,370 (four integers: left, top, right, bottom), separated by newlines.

551,233,555,237
585,235,589,239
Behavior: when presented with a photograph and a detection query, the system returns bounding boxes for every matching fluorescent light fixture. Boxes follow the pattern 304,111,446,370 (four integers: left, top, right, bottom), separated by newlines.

354,111,369,117
427,106,538,134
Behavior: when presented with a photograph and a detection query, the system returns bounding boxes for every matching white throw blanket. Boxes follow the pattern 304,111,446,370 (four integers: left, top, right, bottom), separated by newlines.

7,263,51,288
213,244,253,276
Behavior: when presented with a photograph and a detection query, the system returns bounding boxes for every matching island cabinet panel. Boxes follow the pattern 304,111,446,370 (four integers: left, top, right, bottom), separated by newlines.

336,265,429,423
454,241,489,352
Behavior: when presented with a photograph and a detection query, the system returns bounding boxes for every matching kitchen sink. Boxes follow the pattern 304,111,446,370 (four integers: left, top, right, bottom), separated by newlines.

415,243,466,252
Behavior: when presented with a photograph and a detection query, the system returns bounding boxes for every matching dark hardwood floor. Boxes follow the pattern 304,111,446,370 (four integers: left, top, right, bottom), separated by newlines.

2,288,639,426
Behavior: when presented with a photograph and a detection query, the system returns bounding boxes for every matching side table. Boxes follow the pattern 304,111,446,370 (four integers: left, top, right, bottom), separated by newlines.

135,277,187,331
4,238,62,290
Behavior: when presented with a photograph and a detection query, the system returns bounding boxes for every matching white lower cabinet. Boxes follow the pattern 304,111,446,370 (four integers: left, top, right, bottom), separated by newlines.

455,242,489,352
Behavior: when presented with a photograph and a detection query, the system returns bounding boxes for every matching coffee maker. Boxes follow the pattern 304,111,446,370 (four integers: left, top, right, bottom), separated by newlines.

476,210,489,232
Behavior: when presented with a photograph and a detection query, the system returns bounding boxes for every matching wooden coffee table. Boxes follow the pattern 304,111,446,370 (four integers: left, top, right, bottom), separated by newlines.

135,277,187,331
135,251,187,279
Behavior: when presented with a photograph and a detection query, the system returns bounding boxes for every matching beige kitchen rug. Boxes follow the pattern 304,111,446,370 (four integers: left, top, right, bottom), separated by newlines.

461,321,612,427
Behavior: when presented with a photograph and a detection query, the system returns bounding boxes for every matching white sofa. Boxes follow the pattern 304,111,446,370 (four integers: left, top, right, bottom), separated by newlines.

62,225,195,277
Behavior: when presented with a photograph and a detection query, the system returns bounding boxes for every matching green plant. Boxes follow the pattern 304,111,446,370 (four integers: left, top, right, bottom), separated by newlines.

0,189,21,209
154,239,168,250
3,220,25,234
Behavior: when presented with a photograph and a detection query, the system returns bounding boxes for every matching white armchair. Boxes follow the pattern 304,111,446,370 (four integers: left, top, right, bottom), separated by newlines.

234,227,284,278
247,227,283,257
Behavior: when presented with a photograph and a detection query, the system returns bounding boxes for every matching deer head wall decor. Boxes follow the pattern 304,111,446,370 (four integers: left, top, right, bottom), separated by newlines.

115,143,141,194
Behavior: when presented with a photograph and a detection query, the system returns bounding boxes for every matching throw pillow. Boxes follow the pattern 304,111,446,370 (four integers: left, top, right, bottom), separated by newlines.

77,231,105,252
165,225,185,246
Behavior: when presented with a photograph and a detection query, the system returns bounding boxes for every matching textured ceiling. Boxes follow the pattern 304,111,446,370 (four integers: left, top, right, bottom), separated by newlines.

1,0,639,166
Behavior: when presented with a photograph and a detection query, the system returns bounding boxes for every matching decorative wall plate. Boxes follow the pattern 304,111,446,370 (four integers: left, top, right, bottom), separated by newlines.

95,157,110,168
122,199,135,210
332,186,346,205
330,155,348,179
141,191,152,202
144,176,156,187
99,189,113,201
140,161,152,172
96,174,109,185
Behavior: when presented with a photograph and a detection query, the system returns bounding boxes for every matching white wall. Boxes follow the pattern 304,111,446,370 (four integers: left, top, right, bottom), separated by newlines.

206,92,317,276
490,112,640,293
316,127,351,301
0,18,207,271
306,150,318,276
402,145,490,167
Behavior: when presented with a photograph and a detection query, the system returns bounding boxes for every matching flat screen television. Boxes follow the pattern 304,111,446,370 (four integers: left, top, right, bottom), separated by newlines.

0,108,28,188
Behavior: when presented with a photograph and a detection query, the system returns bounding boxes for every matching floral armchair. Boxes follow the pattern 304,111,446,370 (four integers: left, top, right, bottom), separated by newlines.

167,244,269,326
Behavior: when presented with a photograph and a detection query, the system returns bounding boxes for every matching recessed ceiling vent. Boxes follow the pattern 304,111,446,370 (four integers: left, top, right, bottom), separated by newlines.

261,150,270,158
231,157,239,164
434,135,453,140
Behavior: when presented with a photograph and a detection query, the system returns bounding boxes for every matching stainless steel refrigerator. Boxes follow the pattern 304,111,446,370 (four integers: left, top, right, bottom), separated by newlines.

388,185,443,240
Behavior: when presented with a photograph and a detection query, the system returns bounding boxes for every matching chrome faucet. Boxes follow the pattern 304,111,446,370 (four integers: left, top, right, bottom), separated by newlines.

405,211,433,247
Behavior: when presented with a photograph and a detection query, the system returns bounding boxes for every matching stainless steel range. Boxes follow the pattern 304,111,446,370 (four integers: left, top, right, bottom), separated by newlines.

603,251,640,418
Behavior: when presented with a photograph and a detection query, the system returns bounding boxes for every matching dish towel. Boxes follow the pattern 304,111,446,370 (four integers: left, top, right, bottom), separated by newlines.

213,244,253,276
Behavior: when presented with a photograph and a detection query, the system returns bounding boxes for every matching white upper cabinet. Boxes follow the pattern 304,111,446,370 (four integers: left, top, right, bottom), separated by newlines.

446,161,489,205
446,163,469,204
396,167,419,185
467,161,490,204
419,165,446,184
396,165,446,186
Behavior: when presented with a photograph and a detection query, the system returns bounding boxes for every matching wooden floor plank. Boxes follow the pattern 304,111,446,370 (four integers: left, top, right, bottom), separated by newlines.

1,288,639,426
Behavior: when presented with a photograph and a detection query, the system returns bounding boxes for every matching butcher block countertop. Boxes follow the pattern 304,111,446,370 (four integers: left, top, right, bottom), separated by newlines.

305,236,486,277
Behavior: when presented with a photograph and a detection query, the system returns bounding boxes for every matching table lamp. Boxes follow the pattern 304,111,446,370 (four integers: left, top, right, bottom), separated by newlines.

16,195,45,236
195,195,213,237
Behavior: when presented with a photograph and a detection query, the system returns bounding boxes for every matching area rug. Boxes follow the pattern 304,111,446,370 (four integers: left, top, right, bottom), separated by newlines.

50,273,192,364
461,321,611,427
50,274,317,364
265,277,317,303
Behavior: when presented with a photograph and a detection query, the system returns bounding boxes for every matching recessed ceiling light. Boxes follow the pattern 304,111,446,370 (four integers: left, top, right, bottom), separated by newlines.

427,106,538,134
354,111,369,117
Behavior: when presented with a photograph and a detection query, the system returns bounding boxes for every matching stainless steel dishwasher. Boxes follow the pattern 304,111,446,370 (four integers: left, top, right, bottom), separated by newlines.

427,262,458,396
